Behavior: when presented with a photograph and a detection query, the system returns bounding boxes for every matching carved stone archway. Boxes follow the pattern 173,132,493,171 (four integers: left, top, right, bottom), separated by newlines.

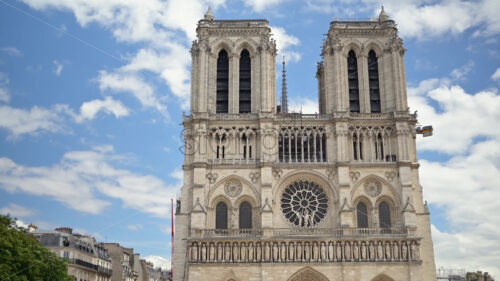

288,267,329,281
371,274,395,281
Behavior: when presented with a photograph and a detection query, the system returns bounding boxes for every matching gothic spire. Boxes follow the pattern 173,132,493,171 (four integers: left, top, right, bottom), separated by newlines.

281,53,288,113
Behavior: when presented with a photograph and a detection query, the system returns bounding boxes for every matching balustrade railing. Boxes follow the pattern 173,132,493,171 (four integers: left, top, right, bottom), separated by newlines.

208,158,260,165
190,227,416,238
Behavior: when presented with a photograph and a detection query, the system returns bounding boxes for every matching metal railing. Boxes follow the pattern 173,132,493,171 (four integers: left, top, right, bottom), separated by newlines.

190,227,416,238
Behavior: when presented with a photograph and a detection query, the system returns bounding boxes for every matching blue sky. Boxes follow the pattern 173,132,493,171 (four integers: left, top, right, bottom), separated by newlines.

0,0,499,276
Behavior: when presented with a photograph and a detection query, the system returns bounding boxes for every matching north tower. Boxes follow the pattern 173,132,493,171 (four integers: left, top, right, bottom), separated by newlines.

173,8,436,281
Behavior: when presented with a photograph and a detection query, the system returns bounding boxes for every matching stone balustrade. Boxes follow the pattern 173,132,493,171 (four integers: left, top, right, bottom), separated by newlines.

188,238,420,264
190,227,416,239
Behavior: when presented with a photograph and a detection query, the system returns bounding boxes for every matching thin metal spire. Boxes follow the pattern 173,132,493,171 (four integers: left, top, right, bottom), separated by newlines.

281,53,288,113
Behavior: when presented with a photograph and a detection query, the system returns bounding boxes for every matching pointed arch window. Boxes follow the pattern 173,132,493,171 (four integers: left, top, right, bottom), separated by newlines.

239,201,252,229
375,133,384,161
379,201,391,228
368,50,381,113
357,202,368,228
216,202,228,229
239,49,251,113
347,50,360,113
216,50,229,113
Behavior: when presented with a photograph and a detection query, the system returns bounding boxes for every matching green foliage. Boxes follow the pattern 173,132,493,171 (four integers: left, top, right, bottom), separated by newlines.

0,215,73,281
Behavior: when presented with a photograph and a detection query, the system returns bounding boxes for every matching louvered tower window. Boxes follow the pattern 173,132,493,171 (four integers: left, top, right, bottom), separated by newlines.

368,50,381,113
216,50,229,113
239,201,252,229
357,202,368,228
216,202,228,229
239,49,251,113
379,201,391,228
347,50,360,113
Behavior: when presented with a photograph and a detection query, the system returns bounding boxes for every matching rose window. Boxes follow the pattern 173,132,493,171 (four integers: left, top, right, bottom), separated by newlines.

280,180,328,227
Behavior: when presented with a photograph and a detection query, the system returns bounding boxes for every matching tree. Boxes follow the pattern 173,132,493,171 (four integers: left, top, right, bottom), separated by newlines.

0,215,73,281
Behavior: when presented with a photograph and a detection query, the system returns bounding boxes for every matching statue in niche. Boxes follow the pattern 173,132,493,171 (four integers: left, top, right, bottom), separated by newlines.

224,243,231,262
296,242,303,261
232,242,239,262
328,242,334,261
313,242,319,260
320,242,327,261
336,242,342,260
377,241,384,260
217,243,223,261
385,242,392,260
411,242,419,260
209,243,215,261
344,242,351,260
248,242,254,262
304,242,311,260
353,242,359,260
273,242,279,261
361,242,367,260
256,242,262,261
369,242,375,260
201,243,207,262
280,242,287,261
393,241,399,260
192,243,198,262
240,243,246,262
402,242,408,260
264,242,270,261
289,242,295,261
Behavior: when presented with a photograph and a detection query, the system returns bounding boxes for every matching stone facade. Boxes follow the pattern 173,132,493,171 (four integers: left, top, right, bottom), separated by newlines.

173,8,436,281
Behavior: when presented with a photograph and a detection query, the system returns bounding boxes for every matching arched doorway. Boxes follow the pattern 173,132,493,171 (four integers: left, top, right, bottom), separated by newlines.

288,267,329,281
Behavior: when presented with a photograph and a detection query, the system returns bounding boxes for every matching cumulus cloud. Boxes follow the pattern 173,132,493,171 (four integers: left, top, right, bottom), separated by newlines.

127,224,143,231
244,0,284,12
271,26,301,63
144,255,171,270
21,0,224,114
408,76,500,154
75,96,130,123
305,0,500,40
0,146,180,217
0,203,36,217
288,97,319,114
492,68,500,82
0,104,69,140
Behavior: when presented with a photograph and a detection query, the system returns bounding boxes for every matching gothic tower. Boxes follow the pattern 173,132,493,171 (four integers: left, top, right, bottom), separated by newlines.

173,8,436,281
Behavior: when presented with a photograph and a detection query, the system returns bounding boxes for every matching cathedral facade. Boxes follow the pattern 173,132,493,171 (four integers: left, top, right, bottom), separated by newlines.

173,8,437,281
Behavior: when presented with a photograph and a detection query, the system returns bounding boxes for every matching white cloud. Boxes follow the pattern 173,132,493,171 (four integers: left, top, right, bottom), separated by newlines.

75,96,130,123
492,68,500,82
244,0,284,12
305,0,500,39
0,73,10,103
450,61,474,81
0,146,180,217
288,97,319,114
0,203,36,217
144,255,171,270
97,71,168,116
271,26,301,63
0,47,22,57
408,77,500,154
21,0,225,115
0,104,69,140
53,60,64,76
127,224,143,231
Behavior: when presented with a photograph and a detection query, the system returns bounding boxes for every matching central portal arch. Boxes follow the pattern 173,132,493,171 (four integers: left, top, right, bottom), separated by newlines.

288,267,329,281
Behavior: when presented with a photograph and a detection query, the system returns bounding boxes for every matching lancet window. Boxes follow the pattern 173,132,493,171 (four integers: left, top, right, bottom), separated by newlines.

379,201,391,228
368,50,381,113
278,126,327,163
216,202,228,229
239,201,252,229
357,202,369,228
239,49,251,113
216,50,229,113
348,50,360,113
